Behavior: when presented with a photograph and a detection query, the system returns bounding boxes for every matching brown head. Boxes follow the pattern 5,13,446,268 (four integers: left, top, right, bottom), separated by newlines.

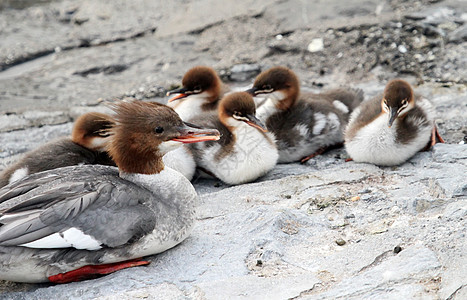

72,112,115,151
107,100,220,174
246,66,300,110
381,79,415,128
166,66,223,104
218,92,267,132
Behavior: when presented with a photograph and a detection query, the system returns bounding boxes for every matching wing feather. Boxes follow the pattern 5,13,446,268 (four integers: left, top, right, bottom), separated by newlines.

0,166,157,250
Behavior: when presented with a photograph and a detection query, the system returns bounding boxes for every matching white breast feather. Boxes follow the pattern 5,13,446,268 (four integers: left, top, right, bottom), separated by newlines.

256,98,280,122
168,94,209,121
345,103,432,166
196,123,278,185
162,146,196,180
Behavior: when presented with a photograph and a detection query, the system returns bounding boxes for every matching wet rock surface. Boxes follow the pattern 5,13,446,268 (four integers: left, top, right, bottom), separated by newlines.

0,0,466,299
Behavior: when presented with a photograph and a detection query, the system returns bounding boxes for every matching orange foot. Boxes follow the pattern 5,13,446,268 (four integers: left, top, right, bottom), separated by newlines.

48,258,150,284
431,125,445,146
300,148,326,163
422,125,445,151
300,142,345,164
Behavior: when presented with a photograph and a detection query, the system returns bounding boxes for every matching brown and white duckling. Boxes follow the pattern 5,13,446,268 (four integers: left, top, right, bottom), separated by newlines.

344,79,444,166
0,112,115,188
247,66,363,163
188,92,279,185
166,66,229,121
0,100,220,283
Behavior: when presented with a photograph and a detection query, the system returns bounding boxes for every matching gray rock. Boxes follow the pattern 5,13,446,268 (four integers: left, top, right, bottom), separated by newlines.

0,0,466,299
449,24,467,43
307,245,441,299
228,64,262,82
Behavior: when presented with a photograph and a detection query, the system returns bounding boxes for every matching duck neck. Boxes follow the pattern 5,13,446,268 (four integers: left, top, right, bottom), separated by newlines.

109,136,165,175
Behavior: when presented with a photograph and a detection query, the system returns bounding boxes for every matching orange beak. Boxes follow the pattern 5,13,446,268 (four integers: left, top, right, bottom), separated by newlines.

168,93,188,103
171,122,220,144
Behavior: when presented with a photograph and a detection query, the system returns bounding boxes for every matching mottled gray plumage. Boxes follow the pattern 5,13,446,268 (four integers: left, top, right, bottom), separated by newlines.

249,66,364,163
0,165,155,247
0,138,114,188
0,164,197,282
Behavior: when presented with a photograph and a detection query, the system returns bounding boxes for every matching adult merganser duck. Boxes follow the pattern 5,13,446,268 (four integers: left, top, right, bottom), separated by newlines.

246,66,363,163
0,100,220,283
344,79,444,166
188,92,278,185
0,112,115,188
166,66,228,121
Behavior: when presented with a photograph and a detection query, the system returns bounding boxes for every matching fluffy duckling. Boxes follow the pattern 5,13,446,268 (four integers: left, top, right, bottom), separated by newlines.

188,92,279,185
247,66,363,163
345,79,444,166
166,66,229,121
0,112,114,188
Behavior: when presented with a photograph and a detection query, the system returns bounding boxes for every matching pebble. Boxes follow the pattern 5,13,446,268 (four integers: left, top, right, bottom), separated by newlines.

307,38,324,53
336,238,346,246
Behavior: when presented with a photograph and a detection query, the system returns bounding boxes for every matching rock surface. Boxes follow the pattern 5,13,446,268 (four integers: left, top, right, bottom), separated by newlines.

0,0,466,299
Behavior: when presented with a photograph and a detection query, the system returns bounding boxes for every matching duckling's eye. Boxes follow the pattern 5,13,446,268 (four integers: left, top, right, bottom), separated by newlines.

155,127,164,134
401,99,408,106
262,85,272,90
233,111,242,117
193,86,202,93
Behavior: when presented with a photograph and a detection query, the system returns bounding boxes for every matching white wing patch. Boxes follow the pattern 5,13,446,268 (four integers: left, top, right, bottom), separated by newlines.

294,124,309,137
20,227,102,250
333,100,349,114
312,113,327,135
9,167,29,184
327,112,340,130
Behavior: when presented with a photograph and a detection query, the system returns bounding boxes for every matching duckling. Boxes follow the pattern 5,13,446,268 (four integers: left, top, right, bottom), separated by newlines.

247,66,363,163
0,112,114,188
166,66,229,121
344,79,444,166
188,92,279,185
0,100,220,283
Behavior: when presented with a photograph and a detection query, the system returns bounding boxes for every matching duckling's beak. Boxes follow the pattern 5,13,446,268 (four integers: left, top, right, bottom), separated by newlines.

166,87,189,102
245,87,259,96
245,114,268,132
387,108,398,128
172,122,220,143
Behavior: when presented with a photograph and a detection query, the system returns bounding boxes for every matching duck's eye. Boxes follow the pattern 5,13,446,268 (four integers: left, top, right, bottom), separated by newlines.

155,127,164,134
233,111,241,117
263,85,272,90
401,99,408,106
